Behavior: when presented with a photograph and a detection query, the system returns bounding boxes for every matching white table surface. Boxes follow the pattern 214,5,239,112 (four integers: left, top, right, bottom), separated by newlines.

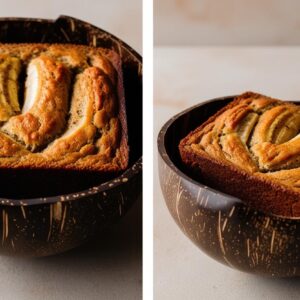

154,46,300,300
0,2,142,300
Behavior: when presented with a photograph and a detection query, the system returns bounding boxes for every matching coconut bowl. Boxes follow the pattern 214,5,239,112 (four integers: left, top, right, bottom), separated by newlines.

0,15,142,256
158,96,300,277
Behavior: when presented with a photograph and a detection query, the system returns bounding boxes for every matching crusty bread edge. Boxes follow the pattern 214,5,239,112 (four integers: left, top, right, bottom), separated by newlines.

103,48,129,171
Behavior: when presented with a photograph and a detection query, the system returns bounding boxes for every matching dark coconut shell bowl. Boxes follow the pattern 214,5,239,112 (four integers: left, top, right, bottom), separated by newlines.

158,96,300,278
0,16,142,256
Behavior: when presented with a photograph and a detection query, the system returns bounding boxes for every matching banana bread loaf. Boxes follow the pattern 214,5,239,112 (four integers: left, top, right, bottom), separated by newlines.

179,92,300,217
0,43,128,173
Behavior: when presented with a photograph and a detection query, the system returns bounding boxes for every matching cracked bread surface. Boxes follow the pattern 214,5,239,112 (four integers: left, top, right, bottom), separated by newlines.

179,92,300,217
0,43,128,173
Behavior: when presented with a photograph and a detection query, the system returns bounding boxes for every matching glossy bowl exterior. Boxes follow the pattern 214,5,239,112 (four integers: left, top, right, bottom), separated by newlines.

0,16,142,257
158,96,300,277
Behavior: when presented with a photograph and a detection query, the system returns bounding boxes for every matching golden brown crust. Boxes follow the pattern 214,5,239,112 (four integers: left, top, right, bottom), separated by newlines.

0,43,128,172
179,92,300,217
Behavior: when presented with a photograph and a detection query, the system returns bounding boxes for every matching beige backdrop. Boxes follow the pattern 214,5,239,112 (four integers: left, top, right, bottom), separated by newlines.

0,0,142,52
155,0,300,45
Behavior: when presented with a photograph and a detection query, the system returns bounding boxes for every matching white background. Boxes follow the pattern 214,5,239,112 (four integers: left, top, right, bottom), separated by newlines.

0,1,142,299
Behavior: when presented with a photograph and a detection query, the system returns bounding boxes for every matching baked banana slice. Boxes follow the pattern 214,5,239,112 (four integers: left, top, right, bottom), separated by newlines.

0,55,21,121
44,66,120,160
2,55,71,151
